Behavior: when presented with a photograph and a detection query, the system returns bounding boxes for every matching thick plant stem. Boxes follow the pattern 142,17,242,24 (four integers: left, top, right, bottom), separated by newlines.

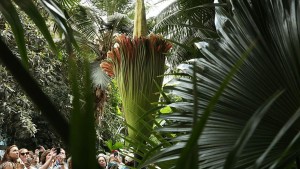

133,0,147,37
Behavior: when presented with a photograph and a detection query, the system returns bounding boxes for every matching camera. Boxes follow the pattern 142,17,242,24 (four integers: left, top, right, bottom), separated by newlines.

27,158,32,164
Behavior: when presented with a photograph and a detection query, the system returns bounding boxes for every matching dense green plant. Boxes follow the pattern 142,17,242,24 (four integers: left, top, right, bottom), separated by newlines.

99,0,172,156
96,81,125,151
105,139,124,152
0,1,98,169
135,0,300,168
69,2,133,150
0,11,70,149
3,0,300,169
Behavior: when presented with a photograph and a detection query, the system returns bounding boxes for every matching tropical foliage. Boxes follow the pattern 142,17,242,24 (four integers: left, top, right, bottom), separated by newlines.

134,0,300,168
1,0,300,169
70,2,133,150
99,2,173,165
152,0,220,68
0,1,97,169
0,8,70,149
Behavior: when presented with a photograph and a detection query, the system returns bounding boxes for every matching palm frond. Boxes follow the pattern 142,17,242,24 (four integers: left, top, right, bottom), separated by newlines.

58,0,79,9
152,0,221,67
71,5,105,40
13,0,58,57
70,4,134,89
154,1,216,33
0,1,28,67
41,0,78,51
71,4,133,52
69,58,98,169
142,0,300,168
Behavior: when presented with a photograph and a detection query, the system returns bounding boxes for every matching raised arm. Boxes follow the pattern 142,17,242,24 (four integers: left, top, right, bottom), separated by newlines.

39,149,56,169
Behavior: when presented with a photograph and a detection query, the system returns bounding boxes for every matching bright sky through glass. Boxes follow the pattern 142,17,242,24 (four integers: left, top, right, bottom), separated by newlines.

79,0,175,18
146,0,175,18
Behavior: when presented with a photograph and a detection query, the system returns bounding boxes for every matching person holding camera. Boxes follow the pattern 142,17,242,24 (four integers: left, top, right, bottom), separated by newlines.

38,148,56,169
52,148,68,169
26,151,40,169
35,146,45,160
19,148,31,169
38,148,67,169
107,150,125,169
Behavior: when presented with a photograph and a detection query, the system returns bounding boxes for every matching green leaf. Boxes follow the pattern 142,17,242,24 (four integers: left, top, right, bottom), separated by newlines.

0,0,28,68
0,38,69,145
13,0,58,55
270,131,300,169
160,106,172,114
69,58,97,169
254,107,300,169
224,90,284,169
174,38,256,169
113,142,124,150
41,0,79,52
105,140,113,152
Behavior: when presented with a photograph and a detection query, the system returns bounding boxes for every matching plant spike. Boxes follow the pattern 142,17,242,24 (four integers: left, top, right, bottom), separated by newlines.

133,0,147,37
100,1,172,167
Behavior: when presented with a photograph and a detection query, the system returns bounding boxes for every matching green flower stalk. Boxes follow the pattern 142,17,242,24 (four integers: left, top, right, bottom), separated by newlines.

101,34,172,142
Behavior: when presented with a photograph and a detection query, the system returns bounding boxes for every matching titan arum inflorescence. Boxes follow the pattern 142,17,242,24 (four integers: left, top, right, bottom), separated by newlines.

101,0,172,143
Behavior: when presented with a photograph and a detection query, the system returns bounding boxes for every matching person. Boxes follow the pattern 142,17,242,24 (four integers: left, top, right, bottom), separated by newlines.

38,148,56,169
124,154,134,167
28,151,40,169
96,154,107,169
116,153,133,169
0,145,25,169
66,157,71,169
107,162,118,169
19,148,31,169
52,148,68,169
108,151,122,165
35,146,45,162
118,153,134,169
107,156,121,169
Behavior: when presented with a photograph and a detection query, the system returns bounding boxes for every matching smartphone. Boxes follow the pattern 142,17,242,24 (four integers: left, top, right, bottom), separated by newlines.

27,158,32,164
114,152,118,157
56,148,61,155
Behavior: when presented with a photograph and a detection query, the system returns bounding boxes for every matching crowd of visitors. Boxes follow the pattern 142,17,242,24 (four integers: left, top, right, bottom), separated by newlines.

0,145,134,169
96,150,134,169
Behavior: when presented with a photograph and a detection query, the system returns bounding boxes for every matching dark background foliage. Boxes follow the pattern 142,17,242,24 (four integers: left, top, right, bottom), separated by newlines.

0,9,125,150
0,13,70,149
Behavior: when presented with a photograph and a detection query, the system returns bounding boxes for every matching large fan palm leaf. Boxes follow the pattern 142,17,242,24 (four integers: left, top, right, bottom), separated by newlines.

142,0,300,168
152,0,221,67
